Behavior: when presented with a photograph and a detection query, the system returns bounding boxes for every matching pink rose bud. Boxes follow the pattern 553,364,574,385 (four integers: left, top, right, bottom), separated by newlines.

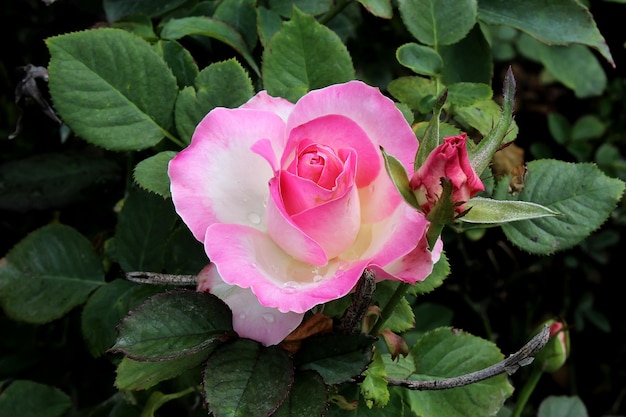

409,133,484,216
534,319,570,373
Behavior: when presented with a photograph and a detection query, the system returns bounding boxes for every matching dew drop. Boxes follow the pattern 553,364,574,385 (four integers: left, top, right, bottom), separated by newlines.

261,313,275,323
281,281,300,293
239,313,247,320
313,274,324,282
247,212,261,224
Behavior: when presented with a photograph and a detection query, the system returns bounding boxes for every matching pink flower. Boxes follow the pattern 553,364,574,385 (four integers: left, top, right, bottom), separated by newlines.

197,264,304,346
169,81,441,345
409,133,484,215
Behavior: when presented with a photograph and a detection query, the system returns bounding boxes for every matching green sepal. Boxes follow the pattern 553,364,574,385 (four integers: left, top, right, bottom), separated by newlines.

460,196,560,224
414,89,448,169
470,66,516,176
380,147,419,209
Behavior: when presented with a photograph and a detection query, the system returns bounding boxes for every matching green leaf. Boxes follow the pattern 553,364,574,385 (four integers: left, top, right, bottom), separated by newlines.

163,226,209,275
262,7,355,103
272,371,328,417
153,40,199,89
356,0,393,18
396,43,443,76
214,0,258,49
0,380,71,417
326,384,409,416
111,15,158,41
503,160,625,255
397,0,478,46
103,0,188,22
268,0,333,17
547,112,571,144
111,289,233,360
46,28,179,151
403,327,514,417
387,76,438,114
372,282,415,333
381,148,419,209
460,197,560,224
538,43,607,98
439,25,493,85
447,82,493,107
295,333,375,385
257,6,283,46
454,99,519,147
115,349,211,390
140,388,197,417
408,251,450,296
361,350,390,408
114,187,177,272
477,0,614,66
203,339,294,417
571,115,606,141
0,151,121,211
160,16,260,76
82,279,166,358
175,59,254,144
133,151,177,198
0,224,104,324
537,395,588,417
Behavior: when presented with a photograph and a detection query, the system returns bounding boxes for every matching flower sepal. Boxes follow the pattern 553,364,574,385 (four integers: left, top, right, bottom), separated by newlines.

459,197,560,224
533,319,570,373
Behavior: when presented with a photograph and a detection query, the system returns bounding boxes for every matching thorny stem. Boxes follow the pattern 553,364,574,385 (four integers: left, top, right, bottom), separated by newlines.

337,269,376,334
125,271,197,286
386,325,550,390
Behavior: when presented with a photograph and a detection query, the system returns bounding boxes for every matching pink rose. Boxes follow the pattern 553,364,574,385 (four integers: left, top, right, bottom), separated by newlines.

409,133,484,215
169,81,441,345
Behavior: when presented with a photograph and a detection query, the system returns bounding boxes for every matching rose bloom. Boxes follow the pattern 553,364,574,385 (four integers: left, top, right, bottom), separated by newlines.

409,133,484,215
169,81,442,345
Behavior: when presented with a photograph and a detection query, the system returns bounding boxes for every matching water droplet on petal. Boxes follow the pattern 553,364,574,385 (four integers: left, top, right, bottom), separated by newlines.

239,313,247,320
281,281,300,294
313,274,324,282
261,313,275,323
247,212,261,224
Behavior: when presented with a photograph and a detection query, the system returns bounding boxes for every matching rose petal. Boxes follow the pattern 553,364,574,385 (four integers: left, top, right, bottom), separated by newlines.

287,80,418,173
283,114,382,186
340,203,430,274
197,264,304,346
169,108,285,241
266,177,328,265
241,90,295,122
290,152,361,259
357,168,404,223
204,223,369,313
372,235,443,284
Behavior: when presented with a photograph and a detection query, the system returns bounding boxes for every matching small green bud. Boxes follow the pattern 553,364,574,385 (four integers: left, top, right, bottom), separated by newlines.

533,319,570,373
